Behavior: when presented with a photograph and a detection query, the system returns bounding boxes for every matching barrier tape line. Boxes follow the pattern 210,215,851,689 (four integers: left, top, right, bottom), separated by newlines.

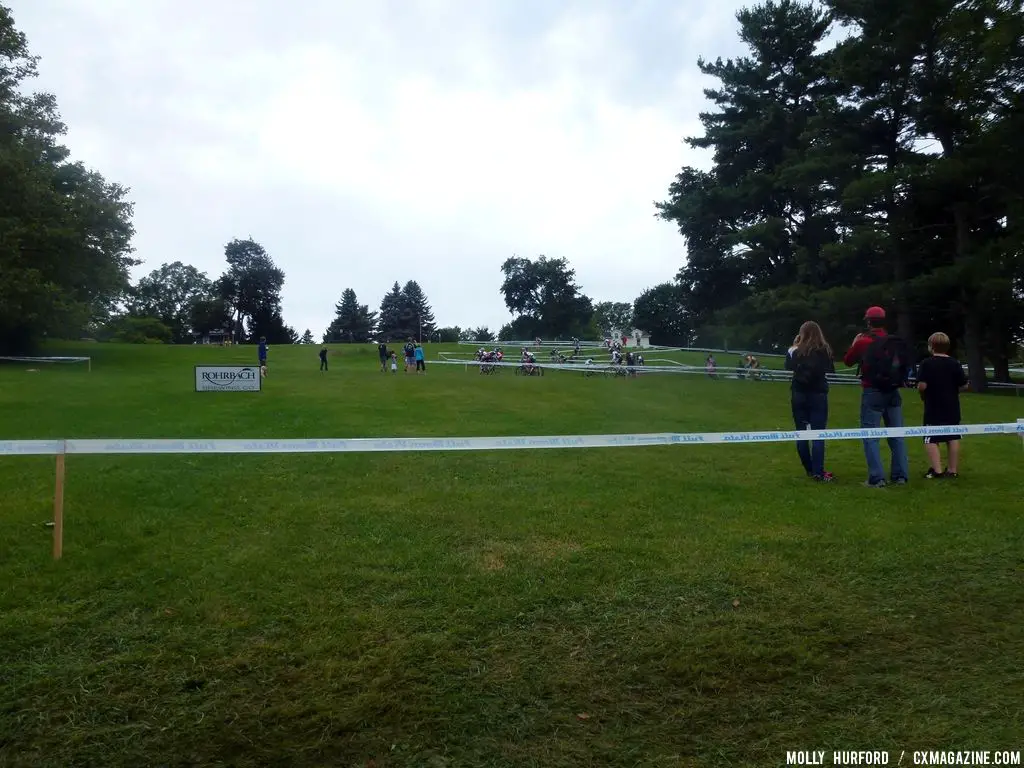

435,358,868,383
433,358,1024,389
0,423,1020,456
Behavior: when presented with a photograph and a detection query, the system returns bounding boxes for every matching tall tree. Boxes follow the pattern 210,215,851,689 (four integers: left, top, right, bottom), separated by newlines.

666,0,837,294
592,301,635,336
499,255,593,338
820,0,1024,388
217,238,285,343
0,5,137,353
249,304,297,344
400,280,436,341
656,0,1024,386
436,326,461,343
129,261,212,343
632,283,693,347
377,282,404,340
325,288,377,343
299,329,314,344
461,326,494,342
189,295,231,339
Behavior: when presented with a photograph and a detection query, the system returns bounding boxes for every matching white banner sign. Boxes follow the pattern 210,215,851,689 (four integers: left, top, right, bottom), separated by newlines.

194,365,261,392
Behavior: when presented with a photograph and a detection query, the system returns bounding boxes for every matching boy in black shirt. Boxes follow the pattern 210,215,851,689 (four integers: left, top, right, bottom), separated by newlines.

916,332,969,478
319,346,328,372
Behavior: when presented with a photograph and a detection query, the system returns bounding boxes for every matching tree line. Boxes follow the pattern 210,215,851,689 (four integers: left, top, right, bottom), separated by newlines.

0,2,732,354
653,0,1023,390
114,252,448,346
6,1,1017,376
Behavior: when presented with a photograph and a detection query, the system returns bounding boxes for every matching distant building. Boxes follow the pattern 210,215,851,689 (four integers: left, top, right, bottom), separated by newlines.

610,328,651,348
193,329,228,345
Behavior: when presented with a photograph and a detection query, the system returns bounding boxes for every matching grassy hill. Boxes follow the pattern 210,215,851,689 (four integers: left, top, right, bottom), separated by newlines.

1,342,1021,766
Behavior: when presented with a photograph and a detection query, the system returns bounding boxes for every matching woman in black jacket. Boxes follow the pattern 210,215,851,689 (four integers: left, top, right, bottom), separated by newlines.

785,321,836,482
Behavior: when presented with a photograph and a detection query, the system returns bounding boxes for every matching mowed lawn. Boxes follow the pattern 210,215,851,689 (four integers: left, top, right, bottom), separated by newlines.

1,343,1022,767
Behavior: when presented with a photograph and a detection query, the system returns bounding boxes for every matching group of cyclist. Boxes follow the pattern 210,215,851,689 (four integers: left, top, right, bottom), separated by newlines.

472,337,645,377
474,346,543,374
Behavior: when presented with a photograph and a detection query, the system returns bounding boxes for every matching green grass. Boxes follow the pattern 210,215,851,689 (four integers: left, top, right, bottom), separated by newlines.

1,342,1022,767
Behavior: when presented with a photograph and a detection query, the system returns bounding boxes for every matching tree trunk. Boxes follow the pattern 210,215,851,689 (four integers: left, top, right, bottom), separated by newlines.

886,149,914,350
892,248,914,348
963,310,988,392
951,203,988,392
992,354,1010,384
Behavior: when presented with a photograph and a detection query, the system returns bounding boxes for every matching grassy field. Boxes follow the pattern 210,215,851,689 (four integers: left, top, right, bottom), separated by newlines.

1,342,1022,767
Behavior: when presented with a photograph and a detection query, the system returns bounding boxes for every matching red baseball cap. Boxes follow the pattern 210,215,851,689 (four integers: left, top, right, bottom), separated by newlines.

864,306,886,320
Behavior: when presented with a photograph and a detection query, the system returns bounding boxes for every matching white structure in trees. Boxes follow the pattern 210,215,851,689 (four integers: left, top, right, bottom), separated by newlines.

609,328,651,348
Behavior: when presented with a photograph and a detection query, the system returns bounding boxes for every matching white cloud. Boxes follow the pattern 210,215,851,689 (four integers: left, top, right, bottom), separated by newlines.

8,0,750,336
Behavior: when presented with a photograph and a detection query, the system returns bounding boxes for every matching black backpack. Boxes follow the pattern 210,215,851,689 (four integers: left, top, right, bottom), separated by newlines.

861,335,911,391
791,351,829,389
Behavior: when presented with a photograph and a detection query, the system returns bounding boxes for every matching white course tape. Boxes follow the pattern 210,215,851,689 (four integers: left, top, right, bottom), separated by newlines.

0,356,90,363
0,423,1019,456
431,358,865,383
0,440,66,455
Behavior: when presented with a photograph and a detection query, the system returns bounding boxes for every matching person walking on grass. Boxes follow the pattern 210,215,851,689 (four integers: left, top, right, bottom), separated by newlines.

414,343,425,373
843,306,911,488
378,342,388,373
319,346,328,372
258,336,268,377
785,321,836,482
916,332,969,479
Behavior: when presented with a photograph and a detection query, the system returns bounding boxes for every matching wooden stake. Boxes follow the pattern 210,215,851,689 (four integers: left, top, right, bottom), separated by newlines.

53,452,65,560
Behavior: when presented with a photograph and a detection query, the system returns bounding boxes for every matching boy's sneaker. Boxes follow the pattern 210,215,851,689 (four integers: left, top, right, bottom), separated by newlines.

863,480,886,489
924,469,943,479
943,471,959,479
813,473,834,483
892,478,908,486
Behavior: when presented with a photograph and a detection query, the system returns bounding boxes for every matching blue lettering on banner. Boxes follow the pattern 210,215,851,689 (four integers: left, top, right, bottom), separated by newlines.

671,434,706,443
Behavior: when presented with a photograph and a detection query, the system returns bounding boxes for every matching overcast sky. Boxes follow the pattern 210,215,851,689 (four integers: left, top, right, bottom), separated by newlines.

10,0,749,338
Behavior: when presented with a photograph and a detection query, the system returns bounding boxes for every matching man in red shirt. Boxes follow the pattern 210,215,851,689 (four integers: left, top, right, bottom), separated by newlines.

843,306,909,488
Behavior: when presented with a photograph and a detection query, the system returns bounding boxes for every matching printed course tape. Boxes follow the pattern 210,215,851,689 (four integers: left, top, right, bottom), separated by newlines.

0,423,1020,456
433,358,1024,389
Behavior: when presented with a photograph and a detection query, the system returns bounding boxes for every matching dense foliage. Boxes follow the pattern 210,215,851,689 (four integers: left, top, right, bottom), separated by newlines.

656,0,1024,388
0,5,136,354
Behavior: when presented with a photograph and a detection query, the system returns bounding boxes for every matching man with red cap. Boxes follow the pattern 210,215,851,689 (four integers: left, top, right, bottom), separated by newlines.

843,306,910,487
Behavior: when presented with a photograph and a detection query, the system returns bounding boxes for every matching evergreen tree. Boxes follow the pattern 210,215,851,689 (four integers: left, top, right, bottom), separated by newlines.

400,280,436,341
299,329,314,344
325,288,377,343
656,0,1024,381
376,282,404,341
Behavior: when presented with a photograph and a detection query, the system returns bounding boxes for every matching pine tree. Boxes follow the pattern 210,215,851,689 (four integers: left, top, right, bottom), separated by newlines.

400,280,436,341
300,329,314,344
325,288,377,343
376,282,404,341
